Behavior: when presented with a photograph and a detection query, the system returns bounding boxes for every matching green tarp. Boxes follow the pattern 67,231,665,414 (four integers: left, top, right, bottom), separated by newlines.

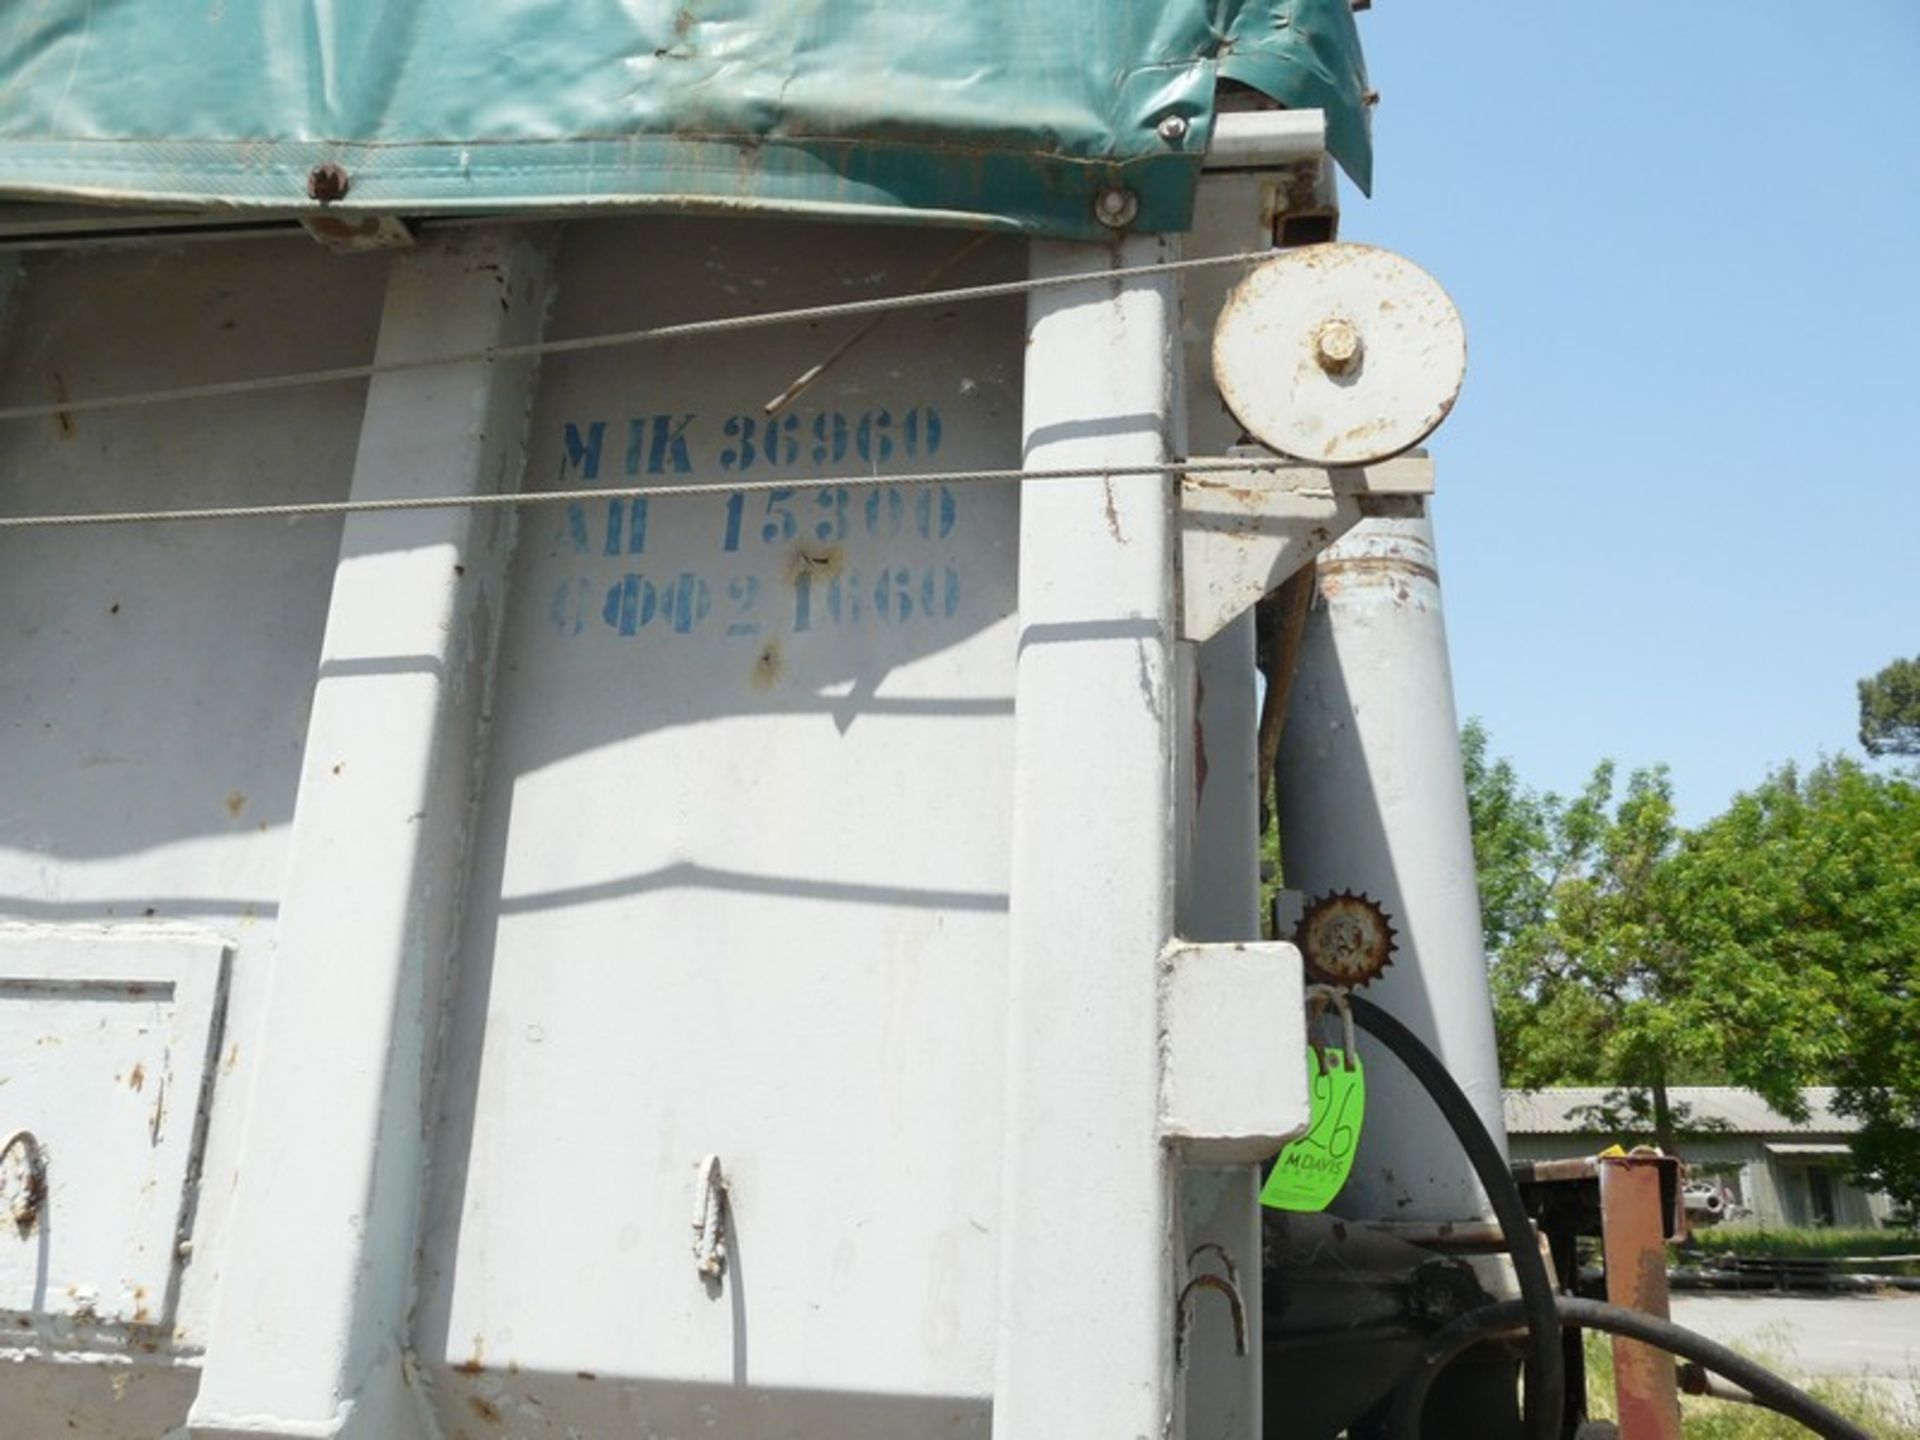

0,1,1368,240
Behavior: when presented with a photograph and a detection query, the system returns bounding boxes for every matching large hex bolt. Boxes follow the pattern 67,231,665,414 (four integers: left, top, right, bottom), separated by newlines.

1312,317,1363,377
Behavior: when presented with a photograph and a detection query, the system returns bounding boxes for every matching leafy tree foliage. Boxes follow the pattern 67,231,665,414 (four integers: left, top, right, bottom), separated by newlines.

1463,722,1920,1210
1858,655,1920,758
1465,722,1711,1149
1669,759,1920,1211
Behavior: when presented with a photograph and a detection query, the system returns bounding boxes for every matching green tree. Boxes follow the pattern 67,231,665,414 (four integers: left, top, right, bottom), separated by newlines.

1459,720,1550,959
1668,759,1920,1213
1858,655,1920,758
1471,734,1714,1150
1465,722,1920,1212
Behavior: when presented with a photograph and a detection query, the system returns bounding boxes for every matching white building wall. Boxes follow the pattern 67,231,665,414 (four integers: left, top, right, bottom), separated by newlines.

1507,1134,1893,1230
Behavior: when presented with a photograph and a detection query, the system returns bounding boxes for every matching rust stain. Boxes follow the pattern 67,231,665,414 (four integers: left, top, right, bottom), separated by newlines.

128,1062,146,1093
750,639,784,692
454,1335,486,1375
304,214,383,243
224,791,247,819
1314,554,1439,587
223,1043,240,1073
467,1396,502,1425
786,541,842,584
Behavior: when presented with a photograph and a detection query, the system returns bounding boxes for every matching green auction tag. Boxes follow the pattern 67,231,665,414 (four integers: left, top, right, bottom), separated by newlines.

1260,1048,1366,1212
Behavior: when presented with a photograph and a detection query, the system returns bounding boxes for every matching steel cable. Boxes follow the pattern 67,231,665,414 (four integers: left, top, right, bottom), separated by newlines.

0,455,1303,530
0,247,1275,428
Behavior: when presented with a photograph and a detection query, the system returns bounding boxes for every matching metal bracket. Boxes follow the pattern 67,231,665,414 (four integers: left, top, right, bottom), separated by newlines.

0,1130,47,1237
1158,941,1308,1161
692,1154,730,1283
1175,1272,1249,1365
1178,451,1432,643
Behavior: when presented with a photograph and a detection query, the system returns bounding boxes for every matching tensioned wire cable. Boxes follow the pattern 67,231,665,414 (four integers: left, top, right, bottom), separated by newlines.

0,247,1276,427
0,457,1300,530
0,244,1293,530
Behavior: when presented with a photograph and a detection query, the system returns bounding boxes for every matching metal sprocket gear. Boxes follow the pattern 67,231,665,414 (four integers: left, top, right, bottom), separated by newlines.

1296,890,1397,989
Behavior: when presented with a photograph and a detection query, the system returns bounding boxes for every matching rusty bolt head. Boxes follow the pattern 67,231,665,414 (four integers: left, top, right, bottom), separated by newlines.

1092,186,1140,230
1156,114,1190,146
307,163,350,205
1313,318,1363,377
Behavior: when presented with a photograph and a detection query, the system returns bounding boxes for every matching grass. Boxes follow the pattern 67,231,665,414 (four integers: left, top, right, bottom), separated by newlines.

1677,1226,1920,1278
1685,1228,1918,1261
1583,1331,1919,1438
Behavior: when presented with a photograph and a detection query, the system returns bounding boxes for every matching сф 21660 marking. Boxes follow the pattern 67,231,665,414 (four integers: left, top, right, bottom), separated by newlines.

583,561,961,640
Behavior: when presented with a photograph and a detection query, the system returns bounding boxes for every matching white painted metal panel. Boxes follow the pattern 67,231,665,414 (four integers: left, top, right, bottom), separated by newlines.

0,212,1311,1440
0,235,384,1435
189,229,556,1440
0,928,228,1326
418,219,1025,1434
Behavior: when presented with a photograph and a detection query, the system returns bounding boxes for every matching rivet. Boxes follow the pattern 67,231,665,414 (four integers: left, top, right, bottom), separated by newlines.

307,163,350,205
1157,115,1190,146
1093,186,1140,230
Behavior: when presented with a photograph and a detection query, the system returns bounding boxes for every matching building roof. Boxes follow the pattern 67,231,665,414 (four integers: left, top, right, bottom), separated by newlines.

1502,1087,1857,1137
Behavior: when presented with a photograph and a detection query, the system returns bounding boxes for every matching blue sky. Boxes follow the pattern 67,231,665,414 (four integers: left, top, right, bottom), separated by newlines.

1339,5,1920,821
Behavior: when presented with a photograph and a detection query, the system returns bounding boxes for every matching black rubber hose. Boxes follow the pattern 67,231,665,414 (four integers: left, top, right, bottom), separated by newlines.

1345,994,1564,1440
1388,1295,1871,1440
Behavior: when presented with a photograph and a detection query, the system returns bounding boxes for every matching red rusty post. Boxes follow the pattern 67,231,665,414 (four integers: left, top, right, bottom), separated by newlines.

1598,1156,1683,1440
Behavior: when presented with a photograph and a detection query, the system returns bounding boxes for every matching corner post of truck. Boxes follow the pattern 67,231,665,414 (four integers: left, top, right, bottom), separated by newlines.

994,233,1184,1439
187,229,554,1440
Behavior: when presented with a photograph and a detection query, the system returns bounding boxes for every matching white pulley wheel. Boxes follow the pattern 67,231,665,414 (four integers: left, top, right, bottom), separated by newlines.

1212,243,1467,467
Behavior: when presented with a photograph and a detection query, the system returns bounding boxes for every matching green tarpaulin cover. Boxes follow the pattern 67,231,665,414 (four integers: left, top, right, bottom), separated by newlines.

0,0,1368,239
